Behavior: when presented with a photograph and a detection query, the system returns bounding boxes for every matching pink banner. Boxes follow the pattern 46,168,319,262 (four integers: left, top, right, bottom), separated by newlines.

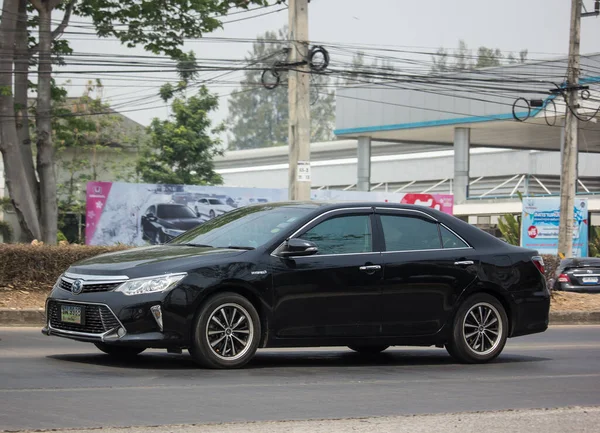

86,182,113,244
398,193,454,215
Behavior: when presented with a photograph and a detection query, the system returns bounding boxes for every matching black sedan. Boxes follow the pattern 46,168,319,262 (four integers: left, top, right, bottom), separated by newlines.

43,202,549,368
552,257,600,293
140,203,203,244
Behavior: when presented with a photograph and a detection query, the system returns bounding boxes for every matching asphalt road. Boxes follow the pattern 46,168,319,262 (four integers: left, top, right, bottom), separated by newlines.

1,326,600,431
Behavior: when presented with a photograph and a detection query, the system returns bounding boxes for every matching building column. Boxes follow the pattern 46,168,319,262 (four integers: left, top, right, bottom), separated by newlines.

357,136,371,191
454,128,470,204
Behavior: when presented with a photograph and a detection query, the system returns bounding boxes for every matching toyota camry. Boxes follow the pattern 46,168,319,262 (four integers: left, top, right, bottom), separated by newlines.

43,202,550,368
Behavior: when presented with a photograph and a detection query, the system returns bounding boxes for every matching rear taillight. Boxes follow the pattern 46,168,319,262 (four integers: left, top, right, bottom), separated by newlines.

557,273,570,283
532,255,545,275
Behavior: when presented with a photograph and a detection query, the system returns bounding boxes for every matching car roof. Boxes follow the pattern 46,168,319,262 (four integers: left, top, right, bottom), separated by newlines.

254,201,511,250
561,257,600,267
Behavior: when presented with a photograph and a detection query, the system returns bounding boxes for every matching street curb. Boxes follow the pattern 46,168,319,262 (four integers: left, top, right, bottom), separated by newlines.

549,311,600,325
1,309,600,327
0,309,46,327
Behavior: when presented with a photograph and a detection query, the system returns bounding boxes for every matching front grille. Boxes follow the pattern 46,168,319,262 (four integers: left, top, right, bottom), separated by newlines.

48,301,120,334
59,278,121,293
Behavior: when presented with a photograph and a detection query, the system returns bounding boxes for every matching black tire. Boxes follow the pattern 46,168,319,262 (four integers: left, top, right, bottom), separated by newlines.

189,292,261,369
209,210,215,219
94,342,145,357
348,345,389,354
446,293,508,364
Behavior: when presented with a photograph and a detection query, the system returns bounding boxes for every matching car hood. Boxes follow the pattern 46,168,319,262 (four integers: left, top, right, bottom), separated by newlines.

161,218,203,230
67,245,246,279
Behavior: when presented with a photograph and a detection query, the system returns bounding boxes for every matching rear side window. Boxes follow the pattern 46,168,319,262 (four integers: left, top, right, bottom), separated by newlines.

301,215,372,255
380,215,441,251
440,225,469,249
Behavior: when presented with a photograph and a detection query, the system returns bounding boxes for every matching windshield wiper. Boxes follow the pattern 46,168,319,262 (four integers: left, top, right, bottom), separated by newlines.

172,243,214,248
223,245,255,250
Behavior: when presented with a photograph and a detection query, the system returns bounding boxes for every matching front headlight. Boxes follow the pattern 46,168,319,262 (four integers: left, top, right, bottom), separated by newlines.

115,273,187,296
163,228,184,237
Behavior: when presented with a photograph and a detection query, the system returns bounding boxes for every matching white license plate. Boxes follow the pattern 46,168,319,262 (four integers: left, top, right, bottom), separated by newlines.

582,277,599,284
61,305,83,324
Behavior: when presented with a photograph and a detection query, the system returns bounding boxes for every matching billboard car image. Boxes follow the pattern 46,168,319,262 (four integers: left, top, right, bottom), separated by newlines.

86,182,287,246
87,181,454,246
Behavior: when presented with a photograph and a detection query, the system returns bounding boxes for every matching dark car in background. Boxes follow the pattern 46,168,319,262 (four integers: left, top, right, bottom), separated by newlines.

552,257,600,293
44,202,549,369
141,203,203,244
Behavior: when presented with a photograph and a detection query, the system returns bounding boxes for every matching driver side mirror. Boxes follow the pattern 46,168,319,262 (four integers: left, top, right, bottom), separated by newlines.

146,213,157,221
277,238,318,258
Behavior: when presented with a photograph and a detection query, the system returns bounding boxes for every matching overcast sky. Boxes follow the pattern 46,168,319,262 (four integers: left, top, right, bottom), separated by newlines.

27,0,600,142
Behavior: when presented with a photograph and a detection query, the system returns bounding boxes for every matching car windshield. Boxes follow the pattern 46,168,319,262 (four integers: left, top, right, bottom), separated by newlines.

170,205,314,249
157,204,197,219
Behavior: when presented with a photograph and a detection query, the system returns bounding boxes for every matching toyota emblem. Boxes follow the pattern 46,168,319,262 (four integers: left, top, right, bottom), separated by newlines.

71,279,84,295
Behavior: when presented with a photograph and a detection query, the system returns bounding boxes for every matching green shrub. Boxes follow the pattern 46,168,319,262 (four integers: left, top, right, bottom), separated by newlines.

0,244,130,292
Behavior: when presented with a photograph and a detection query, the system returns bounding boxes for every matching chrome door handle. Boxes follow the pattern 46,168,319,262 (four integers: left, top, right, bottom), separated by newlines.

359,265,382,271
454,260,474,266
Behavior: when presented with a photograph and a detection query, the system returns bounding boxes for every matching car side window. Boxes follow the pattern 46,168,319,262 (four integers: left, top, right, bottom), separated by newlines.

440,225,469,249
380,214,441,251
301,215,372,255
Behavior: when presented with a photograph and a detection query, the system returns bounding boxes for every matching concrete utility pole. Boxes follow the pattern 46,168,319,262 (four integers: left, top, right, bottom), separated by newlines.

557,0,582,258
288,0,311,201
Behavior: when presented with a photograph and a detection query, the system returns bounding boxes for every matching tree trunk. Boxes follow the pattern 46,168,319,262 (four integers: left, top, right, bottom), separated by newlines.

15,0,41,212
0,0,42,241
36,4,58,244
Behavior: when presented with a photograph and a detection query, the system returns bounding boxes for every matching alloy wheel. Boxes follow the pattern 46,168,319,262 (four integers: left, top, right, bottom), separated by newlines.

462,302,503,356
205,303,254,361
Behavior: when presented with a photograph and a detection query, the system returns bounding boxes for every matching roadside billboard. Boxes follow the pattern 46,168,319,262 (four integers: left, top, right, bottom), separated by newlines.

312,190,454,214
86,181,454,246
521,197,589,257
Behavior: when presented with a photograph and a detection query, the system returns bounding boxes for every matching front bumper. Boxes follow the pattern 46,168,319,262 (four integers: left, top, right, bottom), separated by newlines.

42,325,182,348
42,286,191,348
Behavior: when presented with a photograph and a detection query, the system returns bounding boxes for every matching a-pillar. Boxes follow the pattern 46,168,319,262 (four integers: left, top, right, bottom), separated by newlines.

357,136,371,191
454,128,470,204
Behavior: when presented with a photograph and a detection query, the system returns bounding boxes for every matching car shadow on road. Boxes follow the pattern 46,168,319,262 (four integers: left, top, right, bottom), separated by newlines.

48,348,550,371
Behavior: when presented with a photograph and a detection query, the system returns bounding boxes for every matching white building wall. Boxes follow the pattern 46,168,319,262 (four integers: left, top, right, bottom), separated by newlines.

218,148,600,189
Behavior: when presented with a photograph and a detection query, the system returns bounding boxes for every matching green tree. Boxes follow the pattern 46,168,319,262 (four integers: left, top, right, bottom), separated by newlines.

0,0,270,243
227,26,336,150
590,226,600,257
475,47,503,68
497,213,521,246
52,80,142,241
137,86,224,185
431,40,528,73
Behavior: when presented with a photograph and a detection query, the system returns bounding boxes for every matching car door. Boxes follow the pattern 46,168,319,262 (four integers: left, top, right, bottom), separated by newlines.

270,208,384,339
376,209,479,337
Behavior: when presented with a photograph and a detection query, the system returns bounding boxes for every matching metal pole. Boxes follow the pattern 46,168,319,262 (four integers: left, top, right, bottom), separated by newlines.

357,137,371,191
288,0,311,200
557,0,581,258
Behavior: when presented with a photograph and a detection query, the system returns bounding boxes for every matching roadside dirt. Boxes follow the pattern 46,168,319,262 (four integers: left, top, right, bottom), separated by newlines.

1,286,600,312
0,287,48,310
550,290,600,312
